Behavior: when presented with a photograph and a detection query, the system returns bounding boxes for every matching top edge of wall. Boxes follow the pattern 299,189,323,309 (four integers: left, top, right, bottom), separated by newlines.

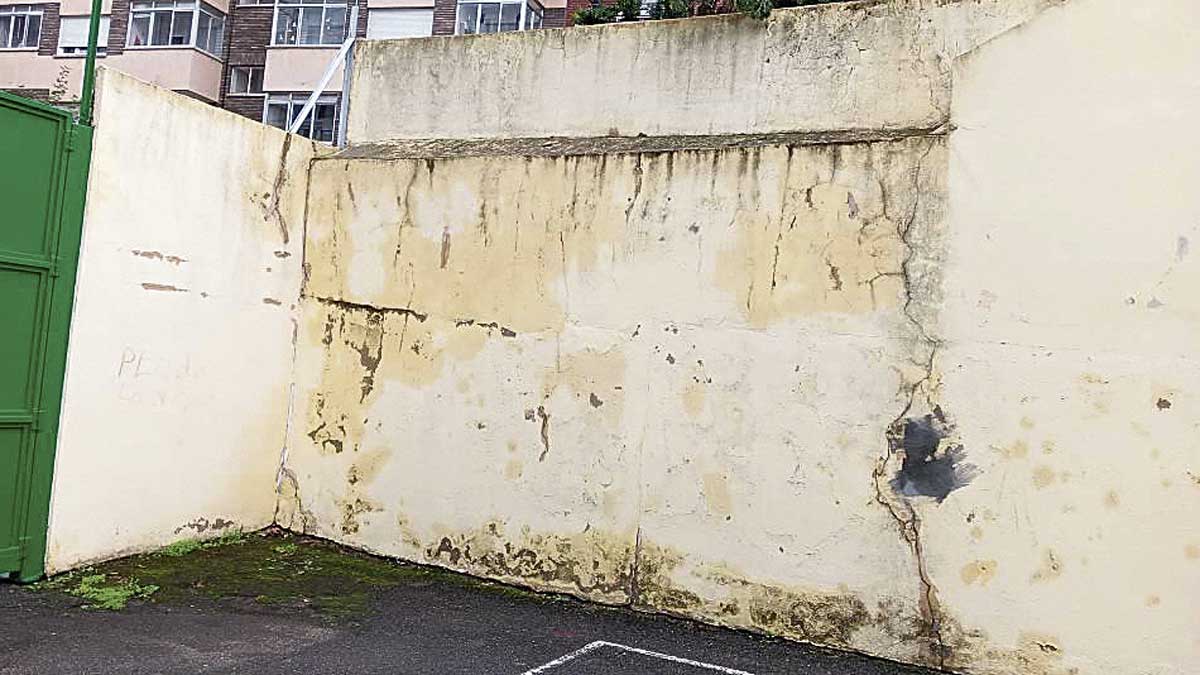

344,0,1064,145
328,124,946,161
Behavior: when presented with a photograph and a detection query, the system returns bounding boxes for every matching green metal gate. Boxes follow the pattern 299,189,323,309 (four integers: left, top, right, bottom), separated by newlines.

0,91,91,582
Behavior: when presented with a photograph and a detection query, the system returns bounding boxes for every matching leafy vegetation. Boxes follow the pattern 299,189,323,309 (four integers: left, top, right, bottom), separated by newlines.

573,0,840,25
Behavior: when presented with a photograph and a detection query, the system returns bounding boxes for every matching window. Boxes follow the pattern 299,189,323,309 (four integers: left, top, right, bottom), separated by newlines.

455,0,541,35
195,3,225,55
128,1,193,46
0,5,43,50
264,93,338,143
228,66,264,95
128,0,224,53
57,15,110,55
365,8,431,39
239,0,273,5
273,0,346,46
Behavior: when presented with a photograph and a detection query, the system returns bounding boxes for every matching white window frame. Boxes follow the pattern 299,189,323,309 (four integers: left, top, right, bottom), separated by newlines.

271,0,348,47
127,0,195,48
194,2,225,56
263,92,339,143
454,0,541,36
228,65,265,96
126,0,225,54
57,15,110,56
0,5,44,51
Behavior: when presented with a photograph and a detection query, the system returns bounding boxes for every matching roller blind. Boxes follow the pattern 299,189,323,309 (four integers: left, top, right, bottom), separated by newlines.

58,15,110,49
366,8,432,39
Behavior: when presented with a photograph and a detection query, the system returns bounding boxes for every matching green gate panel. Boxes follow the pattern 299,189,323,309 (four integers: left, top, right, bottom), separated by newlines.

0,90,90,581
0,269,43,411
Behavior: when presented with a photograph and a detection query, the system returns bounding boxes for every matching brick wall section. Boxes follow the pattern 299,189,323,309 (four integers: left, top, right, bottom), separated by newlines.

431,0,455,35
222,93,265,120
219,4,273,118
37,3,60,56
3,88,51,102
106,0,129,54
543,7,565,27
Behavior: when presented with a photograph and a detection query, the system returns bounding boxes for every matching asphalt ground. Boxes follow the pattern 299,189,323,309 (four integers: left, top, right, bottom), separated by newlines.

0,533,943,675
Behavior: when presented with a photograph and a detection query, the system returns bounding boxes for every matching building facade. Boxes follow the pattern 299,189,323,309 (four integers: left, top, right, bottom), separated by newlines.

0,0,567,141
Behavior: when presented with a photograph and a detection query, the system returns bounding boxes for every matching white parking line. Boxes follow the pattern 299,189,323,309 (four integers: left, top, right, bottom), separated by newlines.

520,640,757,675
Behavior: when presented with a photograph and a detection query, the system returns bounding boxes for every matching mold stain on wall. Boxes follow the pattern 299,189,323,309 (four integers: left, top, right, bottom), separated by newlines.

285,132,979,671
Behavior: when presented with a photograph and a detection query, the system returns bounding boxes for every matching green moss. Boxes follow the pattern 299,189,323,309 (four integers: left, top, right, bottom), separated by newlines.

67,573,159,610
33,530,549,621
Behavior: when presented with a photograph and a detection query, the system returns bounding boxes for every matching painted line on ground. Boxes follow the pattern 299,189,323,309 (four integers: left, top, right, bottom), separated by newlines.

520,640,757,675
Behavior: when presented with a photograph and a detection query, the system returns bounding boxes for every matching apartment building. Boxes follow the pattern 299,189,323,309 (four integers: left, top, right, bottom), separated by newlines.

0,0,567,141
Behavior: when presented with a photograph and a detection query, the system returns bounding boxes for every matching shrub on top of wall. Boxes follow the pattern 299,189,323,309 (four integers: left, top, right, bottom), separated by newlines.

572,0,840,25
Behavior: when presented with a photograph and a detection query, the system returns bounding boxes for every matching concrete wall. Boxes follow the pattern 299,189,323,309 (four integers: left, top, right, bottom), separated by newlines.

932,1,1200,673
276,2,1200,675
344,0,1058,143
45,69,317,571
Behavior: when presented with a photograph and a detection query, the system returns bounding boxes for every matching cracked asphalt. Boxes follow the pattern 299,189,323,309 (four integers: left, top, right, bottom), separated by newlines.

0,573,943,675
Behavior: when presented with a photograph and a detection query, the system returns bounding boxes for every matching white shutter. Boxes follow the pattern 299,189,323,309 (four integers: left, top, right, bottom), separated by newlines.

58,16,110,49
366,9,433,39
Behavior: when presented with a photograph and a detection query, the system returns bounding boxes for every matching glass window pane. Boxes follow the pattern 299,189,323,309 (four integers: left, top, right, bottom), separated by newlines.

230,67,247,92
478,2,498,33
265,101,288,129
12,14,25,45
170,10,192,44
274,6,296,43
321,6,345,44
312,102,336,143
211,16,224,50
299,6,322,44
150,12,170,44
0,17,10,49
455,3,478,34
250,67,263,92
128,13,149,45
499,2,518,32
23,13,39,47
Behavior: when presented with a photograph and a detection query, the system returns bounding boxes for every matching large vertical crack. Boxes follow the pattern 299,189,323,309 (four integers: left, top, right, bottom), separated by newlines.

871,138,950,668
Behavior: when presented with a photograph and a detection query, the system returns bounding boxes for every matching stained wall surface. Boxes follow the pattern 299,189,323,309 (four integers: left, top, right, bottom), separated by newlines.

344,0,1058,142
45,69,317,571
282,1,1200,674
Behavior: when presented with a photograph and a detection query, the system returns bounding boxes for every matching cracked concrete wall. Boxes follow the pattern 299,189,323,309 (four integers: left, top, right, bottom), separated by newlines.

280,1,1200,674
45,69,318,572
283,134,950,666
344,0,1058,143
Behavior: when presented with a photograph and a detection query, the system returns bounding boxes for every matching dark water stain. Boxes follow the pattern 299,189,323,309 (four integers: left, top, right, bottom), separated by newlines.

889,408,976,502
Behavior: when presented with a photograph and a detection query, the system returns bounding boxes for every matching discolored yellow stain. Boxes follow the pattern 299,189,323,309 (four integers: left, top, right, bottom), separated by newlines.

503,458,523,480
1032,465,1057,488
702,472,733,516
541,347,627,428
713,141,940,327
960,559,998,586
1104,490,1120,508
682,378,707,418
996,439,1029,460
1031,549,1063,583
